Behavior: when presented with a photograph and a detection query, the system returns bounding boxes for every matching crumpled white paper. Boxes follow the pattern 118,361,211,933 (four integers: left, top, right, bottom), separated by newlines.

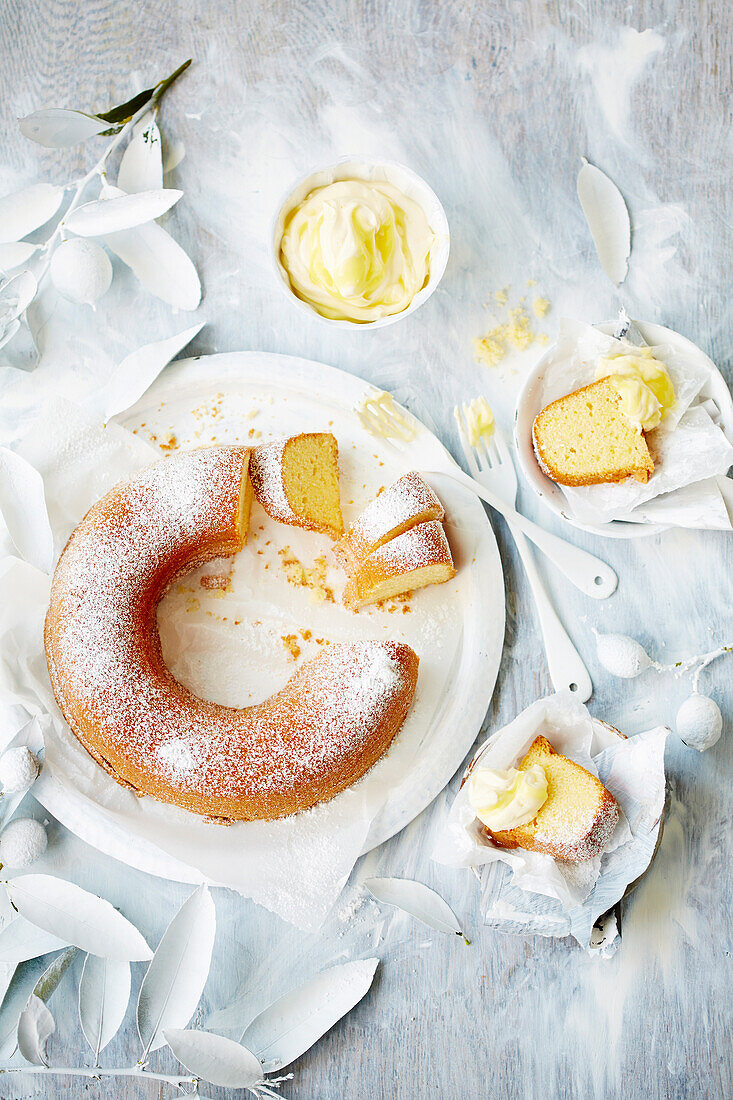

537,319,733,528
433,692,669,952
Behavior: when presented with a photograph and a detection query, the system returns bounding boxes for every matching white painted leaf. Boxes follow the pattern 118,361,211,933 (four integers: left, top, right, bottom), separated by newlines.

241,958,379,1072
18,109,107,149
118,114,163,194
0,242,38,271
102,322,204,422
0,917,67,966
0,269,38,322
79,953,131,1058
17,993,54,1065
0,184,64,244
577,159,631,286
31,945,77,1004
364,878,464,936
137,884,215,1057
0,318,20,352
0,963,39,1059
6,875,152,961
0,447,54,573
103,219,201,309
163,138,186,174
65,189,183,236
165,1028,263,1088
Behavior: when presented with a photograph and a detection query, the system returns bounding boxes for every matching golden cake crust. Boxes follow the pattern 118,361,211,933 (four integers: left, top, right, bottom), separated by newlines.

44,446,418,821
343,519,455,609
333,471,444,575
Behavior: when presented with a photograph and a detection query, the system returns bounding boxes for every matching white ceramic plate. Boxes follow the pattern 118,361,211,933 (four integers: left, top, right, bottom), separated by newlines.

35,352,505,884
514,320,733,538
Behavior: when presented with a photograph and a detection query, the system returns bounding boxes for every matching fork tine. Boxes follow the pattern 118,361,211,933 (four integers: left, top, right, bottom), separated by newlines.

492,428,513,465
454,405,481,478
479,436,494,469
459,402,489,475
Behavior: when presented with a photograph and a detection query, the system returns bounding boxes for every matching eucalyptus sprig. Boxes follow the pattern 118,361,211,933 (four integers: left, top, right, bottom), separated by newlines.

0,60,200,357
0,877,381,1097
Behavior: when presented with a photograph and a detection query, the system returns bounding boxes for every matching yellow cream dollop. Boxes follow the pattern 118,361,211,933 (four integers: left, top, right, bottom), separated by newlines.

595,349,676,432
468,764,548,831
278,180,434,323
462,396,495,447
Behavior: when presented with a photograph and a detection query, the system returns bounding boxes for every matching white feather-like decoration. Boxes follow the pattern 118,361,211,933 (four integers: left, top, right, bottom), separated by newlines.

137,884,216,1056
364,877,465,937
241,958,379,1072
577,159,631,285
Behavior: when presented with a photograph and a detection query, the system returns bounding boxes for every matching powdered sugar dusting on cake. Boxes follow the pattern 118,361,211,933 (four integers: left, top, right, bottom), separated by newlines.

45,447,417,819
248,439,294,523
348,472,444,548
367,520,452,573
534,796,620,862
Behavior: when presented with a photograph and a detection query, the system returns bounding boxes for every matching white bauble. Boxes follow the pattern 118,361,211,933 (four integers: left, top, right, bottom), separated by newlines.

0,818,47,868
0,746,39,793
595,632,652,678
50,238,112,305
676,693,723,751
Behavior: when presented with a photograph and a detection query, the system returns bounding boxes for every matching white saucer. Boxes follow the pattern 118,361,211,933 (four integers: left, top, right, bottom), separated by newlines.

513,320,733,539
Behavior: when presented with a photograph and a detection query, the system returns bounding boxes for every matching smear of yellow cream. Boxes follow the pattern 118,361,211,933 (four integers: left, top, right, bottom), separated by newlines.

596,349,675,432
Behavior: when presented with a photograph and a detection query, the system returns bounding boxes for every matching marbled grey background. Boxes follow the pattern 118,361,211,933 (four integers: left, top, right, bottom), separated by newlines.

0,1,731,1097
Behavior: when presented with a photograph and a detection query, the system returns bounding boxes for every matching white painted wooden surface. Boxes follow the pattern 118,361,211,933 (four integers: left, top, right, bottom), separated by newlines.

0,1,731,1097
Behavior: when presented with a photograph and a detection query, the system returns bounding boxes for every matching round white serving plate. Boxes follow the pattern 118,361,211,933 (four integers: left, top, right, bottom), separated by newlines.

514,320,733,539
36,352,505,885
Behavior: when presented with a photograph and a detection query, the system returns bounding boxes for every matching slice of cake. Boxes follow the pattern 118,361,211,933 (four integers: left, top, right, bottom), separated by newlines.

533,378,654,486
249,432,344,537
333,471,444,575
487,735,619,862
342,519,455,609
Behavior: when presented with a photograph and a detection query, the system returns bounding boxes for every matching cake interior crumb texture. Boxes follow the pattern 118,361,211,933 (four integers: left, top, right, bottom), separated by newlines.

533,377,654,486
283,433,344,533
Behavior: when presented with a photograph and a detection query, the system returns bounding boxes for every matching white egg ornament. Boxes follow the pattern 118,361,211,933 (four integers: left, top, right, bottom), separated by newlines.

0,745,39,793
676,692,722,752
595,632,652,679
0,818,47,868
50,238,112,306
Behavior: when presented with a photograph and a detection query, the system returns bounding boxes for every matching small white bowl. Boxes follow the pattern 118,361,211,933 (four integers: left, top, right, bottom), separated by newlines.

271,157,450,329
513,319,733,539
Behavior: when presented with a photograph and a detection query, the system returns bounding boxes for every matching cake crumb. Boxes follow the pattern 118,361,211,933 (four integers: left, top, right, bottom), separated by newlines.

278,548,335,603
474,288,552,370
281,633,301,660
200,574,232,591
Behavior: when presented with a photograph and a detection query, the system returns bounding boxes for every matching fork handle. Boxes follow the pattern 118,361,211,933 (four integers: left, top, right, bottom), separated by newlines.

432,467,618,599
508,522,593,700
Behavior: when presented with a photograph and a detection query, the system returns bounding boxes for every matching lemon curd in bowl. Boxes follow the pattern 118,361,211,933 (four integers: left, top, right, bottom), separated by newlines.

272,159,450,328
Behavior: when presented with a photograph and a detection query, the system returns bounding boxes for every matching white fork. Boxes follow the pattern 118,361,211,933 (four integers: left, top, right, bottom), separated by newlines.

455,403,593,700
356,391,618,600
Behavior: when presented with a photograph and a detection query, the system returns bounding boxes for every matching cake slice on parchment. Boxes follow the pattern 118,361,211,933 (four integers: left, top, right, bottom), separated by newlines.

486,735,619,862
533,378,654,486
